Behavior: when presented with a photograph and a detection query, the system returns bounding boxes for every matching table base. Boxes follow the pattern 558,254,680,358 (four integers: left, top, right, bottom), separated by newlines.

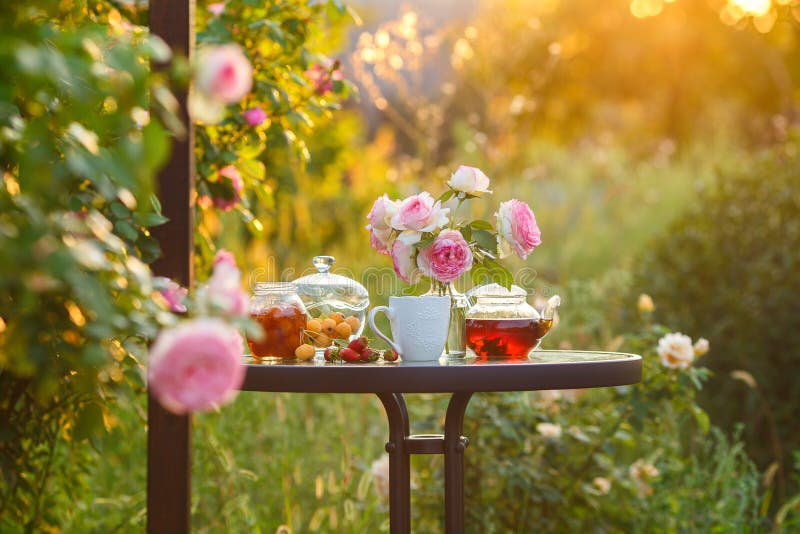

376,392,473,534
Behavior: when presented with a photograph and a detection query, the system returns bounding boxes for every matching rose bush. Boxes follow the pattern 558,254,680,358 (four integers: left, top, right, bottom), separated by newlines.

0,1,181,529
193,0,356,270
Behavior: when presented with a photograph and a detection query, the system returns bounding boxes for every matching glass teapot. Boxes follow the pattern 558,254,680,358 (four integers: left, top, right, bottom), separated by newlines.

465,283,561,361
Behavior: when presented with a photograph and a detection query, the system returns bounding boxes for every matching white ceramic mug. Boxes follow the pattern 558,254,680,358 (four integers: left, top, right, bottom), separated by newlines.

368,295,451,362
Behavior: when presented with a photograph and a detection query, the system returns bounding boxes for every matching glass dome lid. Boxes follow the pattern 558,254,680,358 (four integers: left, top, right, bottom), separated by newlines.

466,283,528,299
292,256,370,316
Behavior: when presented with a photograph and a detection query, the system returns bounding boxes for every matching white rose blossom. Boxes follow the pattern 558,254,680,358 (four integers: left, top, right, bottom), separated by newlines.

536,422,562,439
693,337,710,357
656,332,695,369
447,165,492,196
592,477,612,495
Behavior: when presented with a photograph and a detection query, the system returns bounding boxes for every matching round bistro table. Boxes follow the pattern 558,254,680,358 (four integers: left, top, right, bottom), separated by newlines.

240,350,642,534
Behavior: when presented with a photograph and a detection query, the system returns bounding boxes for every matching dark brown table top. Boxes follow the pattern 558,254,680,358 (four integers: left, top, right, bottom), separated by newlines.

240,350,642,394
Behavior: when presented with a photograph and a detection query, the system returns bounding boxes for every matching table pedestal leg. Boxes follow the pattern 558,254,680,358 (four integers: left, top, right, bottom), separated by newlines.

376,393,412,533
444,392,473,534
376,392,474,534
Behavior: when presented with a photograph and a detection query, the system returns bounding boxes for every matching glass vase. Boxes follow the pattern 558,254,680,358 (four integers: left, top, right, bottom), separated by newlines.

425,280,468,358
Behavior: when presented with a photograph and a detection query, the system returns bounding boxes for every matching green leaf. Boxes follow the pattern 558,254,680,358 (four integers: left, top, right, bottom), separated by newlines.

133,212,169,227
470,258,513,289
73,403,105,441
413,237,435,250
472,229,496,252
438,189,455,203
240,159,266,182
114,220,138,241
693,405,710,434
470,219,494,231
110,202,129,219
150,193,162,214
142,120,170,171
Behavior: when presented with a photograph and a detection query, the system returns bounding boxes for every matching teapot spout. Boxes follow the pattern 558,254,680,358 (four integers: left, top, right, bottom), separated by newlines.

542,295,561,321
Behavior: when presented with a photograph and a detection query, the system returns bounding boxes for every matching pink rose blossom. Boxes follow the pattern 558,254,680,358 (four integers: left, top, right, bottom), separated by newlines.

196,44,253,104
495,199,541,260
207,2,225,16
155,277,188,313
148,318,245,414
365,194,399,255
305,62,343,96
390,240,420,284
213,165,244,211
213,249,237,269
417,229,473,283
204,260,248,317
390,192,450,238
242,106,267,126
447,165,492,196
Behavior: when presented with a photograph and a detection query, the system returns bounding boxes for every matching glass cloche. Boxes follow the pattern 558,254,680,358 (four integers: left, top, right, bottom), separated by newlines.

292,256,370,341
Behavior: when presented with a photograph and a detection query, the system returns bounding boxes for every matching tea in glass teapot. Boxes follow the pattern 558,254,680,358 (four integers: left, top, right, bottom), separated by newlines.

465,283,560,361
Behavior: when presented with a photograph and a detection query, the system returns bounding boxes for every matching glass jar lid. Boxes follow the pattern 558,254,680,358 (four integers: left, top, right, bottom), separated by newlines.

292,256,369,315
254,281,297,294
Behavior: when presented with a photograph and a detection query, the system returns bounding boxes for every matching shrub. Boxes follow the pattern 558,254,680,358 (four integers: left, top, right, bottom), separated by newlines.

631,141,800,499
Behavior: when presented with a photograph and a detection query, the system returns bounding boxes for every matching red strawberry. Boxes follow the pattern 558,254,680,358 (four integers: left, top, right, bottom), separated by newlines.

383,349,399,362
361,348,380,362
340,347,361,362
324,346,340,362
347,336,369,354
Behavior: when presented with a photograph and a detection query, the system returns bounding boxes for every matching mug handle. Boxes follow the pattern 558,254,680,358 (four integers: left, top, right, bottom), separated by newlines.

368,306,401,356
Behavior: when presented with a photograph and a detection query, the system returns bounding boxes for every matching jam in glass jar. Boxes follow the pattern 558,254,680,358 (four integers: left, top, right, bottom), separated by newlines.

247,282,308,360
465,284,560,361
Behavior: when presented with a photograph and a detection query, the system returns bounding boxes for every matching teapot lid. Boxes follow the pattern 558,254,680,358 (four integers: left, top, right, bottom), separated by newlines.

292,256,369,311
466,283,528,298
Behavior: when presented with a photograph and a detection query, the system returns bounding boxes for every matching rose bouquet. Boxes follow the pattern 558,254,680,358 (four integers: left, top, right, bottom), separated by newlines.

366,165,541,291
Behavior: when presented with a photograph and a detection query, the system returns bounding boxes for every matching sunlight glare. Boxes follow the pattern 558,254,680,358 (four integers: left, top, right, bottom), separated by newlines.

727,0,772,16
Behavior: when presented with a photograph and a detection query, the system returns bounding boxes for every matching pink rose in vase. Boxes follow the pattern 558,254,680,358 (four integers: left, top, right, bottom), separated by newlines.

417,229,474,283
390,192,449,244
496,199,541,259
390,240,421,284
365,194,398,255
148,318,245,414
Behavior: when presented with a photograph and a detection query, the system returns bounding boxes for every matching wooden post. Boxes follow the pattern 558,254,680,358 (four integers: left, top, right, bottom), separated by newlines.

148,1,195,533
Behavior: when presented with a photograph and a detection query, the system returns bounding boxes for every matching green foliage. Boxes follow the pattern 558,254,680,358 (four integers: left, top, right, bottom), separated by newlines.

438,322,764,532
631,141,800,500
0,2,178,530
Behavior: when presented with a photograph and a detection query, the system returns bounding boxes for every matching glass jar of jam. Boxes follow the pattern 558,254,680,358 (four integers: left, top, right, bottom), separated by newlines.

465,284,560,361
247,282,308,360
